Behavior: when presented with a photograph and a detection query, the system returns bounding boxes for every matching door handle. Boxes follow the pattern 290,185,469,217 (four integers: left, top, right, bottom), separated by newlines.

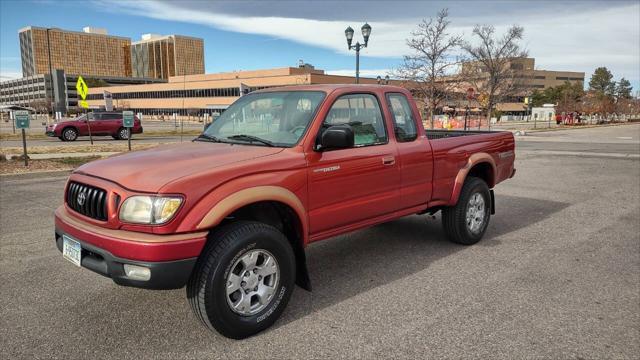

382,156,395,166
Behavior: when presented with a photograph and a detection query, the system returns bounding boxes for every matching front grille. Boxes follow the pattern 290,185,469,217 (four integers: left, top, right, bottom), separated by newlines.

66,182,108,221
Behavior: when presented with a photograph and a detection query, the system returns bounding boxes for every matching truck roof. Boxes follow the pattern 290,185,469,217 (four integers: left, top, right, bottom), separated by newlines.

254,83,408,94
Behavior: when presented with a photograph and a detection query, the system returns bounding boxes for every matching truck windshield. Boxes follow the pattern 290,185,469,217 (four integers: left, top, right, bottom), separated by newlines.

201,91,325,147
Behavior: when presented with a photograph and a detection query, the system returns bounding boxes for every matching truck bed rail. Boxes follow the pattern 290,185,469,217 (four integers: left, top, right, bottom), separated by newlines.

425,129,497,140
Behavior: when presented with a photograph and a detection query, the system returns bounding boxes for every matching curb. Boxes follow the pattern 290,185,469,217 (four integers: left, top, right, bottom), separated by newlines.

5,152,118,160
517,150,640,159
0,169,72,180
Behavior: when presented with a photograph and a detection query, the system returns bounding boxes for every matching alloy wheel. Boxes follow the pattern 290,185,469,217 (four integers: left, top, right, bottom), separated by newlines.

225,249,280,316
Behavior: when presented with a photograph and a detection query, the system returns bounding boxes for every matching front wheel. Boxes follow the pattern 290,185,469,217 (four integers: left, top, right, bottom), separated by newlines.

62,128,78,141
442,177,491,245
187,221,296,339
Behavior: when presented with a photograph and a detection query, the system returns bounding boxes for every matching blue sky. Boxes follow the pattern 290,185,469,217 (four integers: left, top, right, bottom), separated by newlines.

1,0,639,91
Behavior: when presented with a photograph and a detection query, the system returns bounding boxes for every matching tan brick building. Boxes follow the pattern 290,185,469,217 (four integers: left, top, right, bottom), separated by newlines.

86,66,397,116
19,26,132,78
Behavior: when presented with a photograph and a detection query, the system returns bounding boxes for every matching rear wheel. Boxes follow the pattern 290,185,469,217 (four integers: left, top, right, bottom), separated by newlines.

117,127,129,140
442,177,491,245
62,127,78,141
187,221,295,339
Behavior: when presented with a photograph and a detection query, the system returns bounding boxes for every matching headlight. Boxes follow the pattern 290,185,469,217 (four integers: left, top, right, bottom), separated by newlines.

119,196,182,224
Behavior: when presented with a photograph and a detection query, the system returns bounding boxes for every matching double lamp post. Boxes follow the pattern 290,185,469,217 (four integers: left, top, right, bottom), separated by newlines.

344,23,371,84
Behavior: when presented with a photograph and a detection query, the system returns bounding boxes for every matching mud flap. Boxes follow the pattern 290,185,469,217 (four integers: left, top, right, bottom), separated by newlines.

490,189,495,215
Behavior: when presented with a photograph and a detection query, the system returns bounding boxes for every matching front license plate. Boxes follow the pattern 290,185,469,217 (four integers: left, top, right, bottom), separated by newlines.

62,235,82,267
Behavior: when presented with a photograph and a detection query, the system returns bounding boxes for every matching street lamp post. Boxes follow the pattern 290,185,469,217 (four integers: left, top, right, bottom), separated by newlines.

376,75,390,85
345,23,372,84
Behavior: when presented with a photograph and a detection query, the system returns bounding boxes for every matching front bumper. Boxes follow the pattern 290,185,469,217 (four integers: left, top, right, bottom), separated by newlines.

46,130,57,137
55,233,197,289
55,206,208,289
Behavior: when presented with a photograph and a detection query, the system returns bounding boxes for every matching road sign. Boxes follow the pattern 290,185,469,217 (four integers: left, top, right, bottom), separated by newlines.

79,100,89,109
122,111,134,127
14,110,30,166
14,110,30,129
76,76,88,100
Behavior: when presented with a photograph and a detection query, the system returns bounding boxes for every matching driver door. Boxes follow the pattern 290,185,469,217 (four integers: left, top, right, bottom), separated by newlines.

305,93,400,237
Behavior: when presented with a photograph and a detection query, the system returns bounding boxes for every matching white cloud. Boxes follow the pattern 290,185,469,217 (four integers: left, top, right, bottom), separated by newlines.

103,1,639,82
0,70,22,81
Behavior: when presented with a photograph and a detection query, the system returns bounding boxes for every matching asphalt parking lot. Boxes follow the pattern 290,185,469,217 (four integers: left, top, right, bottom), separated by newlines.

1,125,639,358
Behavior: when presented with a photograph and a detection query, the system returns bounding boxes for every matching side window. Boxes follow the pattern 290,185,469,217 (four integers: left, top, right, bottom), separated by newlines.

324,93,387,146
100,113,115,120
387,93,418,142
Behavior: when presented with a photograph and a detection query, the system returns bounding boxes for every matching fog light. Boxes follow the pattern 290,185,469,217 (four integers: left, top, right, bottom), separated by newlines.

123,264,151,281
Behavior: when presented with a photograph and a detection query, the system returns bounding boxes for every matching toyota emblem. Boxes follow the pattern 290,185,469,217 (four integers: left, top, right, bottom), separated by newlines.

77,192,87,206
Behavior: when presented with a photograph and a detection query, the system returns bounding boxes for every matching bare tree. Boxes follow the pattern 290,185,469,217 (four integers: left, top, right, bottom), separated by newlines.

461,25,528,123
29,99,52,123
29,98,51,114
394,9,462,128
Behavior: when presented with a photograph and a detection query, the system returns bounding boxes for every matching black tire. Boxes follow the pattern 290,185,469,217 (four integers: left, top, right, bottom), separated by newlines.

187,221,296,339
442,177,491,245
62,127,78,141
117,127,129,140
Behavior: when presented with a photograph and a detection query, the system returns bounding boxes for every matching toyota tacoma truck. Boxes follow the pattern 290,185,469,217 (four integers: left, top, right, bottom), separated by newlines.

55,85,515,339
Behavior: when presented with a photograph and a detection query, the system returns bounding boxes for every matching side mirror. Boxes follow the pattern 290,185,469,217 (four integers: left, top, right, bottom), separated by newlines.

318,125,354,151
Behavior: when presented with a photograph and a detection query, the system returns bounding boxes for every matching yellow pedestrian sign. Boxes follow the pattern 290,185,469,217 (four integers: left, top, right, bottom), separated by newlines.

79,100,89,109
76,76,88,100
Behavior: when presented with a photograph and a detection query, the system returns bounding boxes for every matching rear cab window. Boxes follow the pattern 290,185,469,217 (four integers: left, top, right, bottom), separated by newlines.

323,93,387,147
386,93,418,142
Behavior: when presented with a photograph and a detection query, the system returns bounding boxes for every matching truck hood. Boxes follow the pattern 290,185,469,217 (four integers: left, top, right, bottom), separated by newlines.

75,142,284,192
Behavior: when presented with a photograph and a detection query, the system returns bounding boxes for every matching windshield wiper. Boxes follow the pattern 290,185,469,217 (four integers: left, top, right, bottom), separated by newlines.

194,133,225,143
227,134,275,147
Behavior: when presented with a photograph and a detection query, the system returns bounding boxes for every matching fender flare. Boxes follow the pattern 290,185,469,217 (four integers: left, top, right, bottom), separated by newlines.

448,153,496,206
195,185,308,243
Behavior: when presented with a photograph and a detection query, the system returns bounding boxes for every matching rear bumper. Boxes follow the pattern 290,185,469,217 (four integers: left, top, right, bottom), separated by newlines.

55,233,197,289
54,206,208,289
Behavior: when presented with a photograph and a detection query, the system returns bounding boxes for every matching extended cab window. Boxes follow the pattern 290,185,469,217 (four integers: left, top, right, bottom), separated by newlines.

324,93,387,146
387,93,418,142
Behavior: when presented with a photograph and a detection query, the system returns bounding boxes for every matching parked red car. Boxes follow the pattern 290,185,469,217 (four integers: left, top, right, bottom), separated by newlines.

55,85,515,338
46,111,143,141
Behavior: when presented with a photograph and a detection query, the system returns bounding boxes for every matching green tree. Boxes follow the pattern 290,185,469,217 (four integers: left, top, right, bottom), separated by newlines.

531,81,583,109
588,67,615,96
615,78,633,100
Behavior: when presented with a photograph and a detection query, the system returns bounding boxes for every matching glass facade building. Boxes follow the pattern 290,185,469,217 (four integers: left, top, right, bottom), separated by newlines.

18,27,132,78
131,35,204,80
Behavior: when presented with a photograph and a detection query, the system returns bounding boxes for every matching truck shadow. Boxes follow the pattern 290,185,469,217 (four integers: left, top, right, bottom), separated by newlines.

32,195,568,354
276,194,569,328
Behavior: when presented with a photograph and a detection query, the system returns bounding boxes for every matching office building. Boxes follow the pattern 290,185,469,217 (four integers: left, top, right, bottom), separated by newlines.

18,26,132,78
131,34,205,80
0,70,163,112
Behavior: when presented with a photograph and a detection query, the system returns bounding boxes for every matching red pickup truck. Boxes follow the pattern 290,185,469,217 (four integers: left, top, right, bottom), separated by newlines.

55,85,515,339
46,111,143,141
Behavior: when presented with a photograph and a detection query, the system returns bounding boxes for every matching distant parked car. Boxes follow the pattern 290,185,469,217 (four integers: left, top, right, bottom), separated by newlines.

46,112,143,141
